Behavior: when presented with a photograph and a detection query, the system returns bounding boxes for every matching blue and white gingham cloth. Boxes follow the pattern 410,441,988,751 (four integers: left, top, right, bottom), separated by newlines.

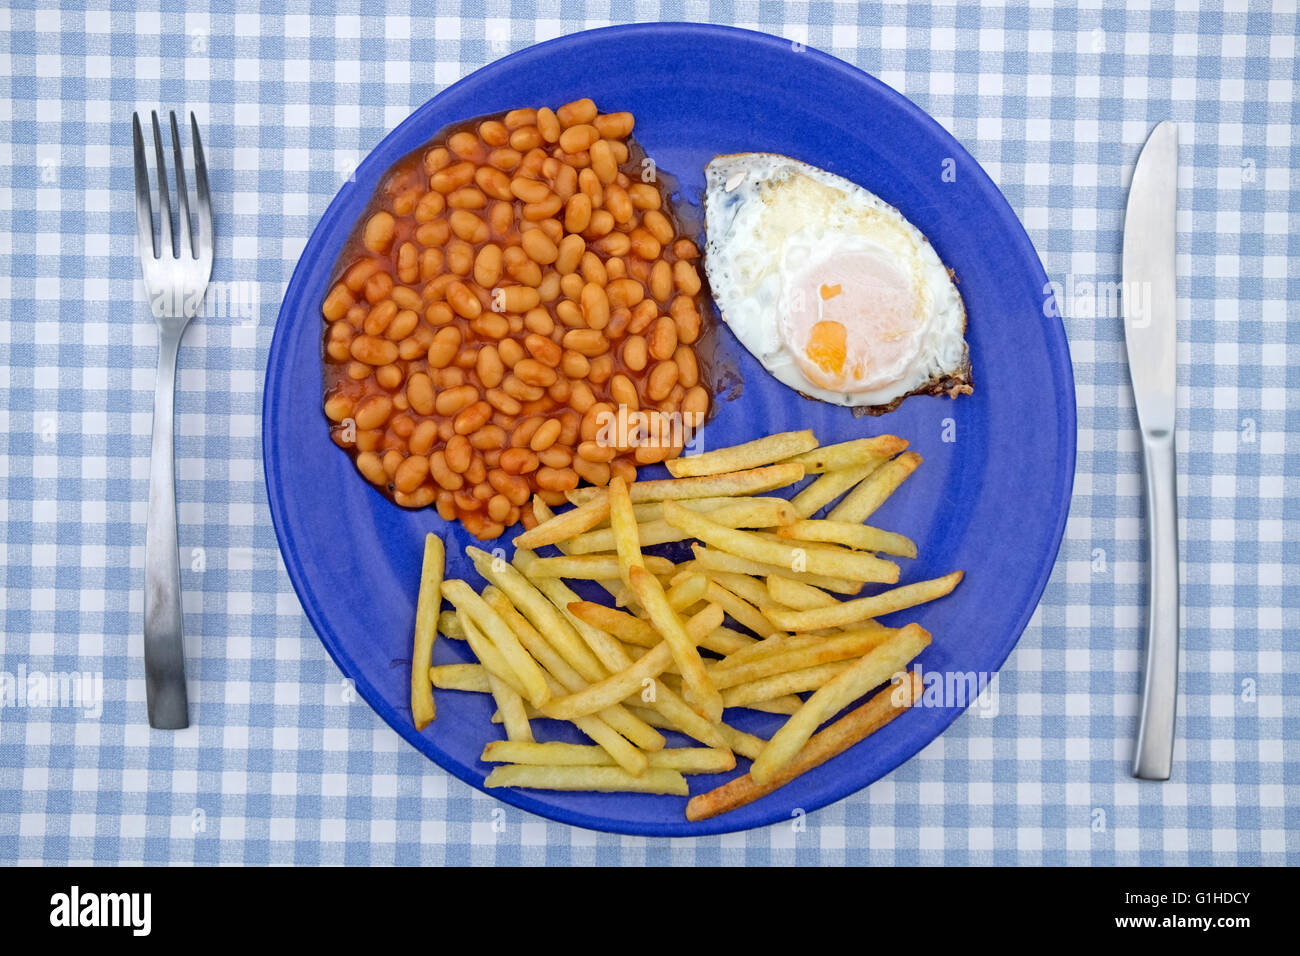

0,0,1295,865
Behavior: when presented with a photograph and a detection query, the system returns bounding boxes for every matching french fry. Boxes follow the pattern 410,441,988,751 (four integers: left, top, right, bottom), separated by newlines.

410,533,445,730
708,626,895,691
662,501,900,584
720,661,852,709
523,553,674,580
776,519,918,558
667,429,818,478
665,572,708,610
687,671,924,820
518,551,631,673
781,435,909,474
607,475,642,586
437,610,464,640
702,580,784,639
485,765,687,795
542,603,725,720
513,491,610,549
630,566,723,723
764,571,964,631
567,462,805,505
826,451,922,522
442,579,551,708
567,601,660,648
482,741,736,774
630,496,794,524
466,546,606,682
455,609,529,699
564,497,799,555
766,575,838,610
428,663,491,693
691,544,860,594
750,624,931,784
790,462,879,519
711,722,769,761
484,587,665,753
486,670,533,743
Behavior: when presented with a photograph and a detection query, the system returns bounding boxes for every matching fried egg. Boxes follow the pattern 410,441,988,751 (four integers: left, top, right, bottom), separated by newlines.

703,154,970,410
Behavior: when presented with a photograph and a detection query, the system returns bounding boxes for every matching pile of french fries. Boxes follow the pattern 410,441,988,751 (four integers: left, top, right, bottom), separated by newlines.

409,430,964,821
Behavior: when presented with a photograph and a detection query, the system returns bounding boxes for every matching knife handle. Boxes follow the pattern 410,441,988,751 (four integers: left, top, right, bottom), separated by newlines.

1132,430,1180,779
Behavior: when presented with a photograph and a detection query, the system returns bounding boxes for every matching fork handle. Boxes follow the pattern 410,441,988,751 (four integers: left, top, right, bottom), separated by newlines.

144,326,190,729
1132,431,1179,779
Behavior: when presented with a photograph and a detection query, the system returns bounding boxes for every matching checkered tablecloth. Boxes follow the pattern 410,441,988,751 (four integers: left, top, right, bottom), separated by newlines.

0,0,1294,866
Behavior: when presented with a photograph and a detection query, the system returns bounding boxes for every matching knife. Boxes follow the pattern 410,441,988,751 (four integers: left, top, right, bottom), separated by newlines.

1123,120,1180,780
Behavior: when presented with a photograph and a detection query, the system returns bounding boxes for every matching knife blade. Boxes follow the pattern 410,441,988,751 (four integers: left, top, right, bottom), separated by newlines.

1122,120,1180,780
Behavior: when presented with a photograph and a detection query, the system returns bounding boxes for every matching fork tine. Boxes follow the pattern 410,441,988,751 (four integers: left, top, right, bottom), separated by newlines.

168,111,194,259
189,112,214,271
132,113,156,259
150,111,174,258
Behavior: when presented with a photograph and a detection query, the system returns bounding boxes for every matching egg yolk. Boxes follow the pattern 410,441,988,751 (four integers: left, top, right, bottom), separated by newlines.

781,250,917,393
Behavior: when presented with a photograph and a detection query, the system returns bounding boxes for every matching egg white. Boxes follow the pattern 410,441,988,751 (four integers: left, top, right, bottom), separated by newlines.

703,153,968,409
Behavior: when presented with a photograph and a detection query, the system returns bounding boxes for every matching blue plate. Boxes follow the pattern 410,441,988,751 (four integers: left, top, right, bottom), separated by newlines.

264,23,1075,836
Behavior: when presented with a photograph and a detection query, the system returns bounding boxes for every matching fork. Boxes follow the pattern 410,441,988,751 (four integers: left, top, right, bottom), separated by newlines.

132,111,213,729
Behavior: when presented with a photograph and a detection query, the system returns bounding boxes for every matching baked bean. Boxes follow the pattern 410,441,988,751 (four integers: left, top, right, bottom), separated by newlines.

448,186,486,210
449,209,488,243
671,296,702,344
538,446,572,469
415,220,451,247
487,147,522,172
497,338,525,367
390,453,427,493
606,277,645,309
561,349,590,379
556,97,598,127
629,228,662,261
628,298,658,334
580,283,610,330
568,380,596,414
429,451,464,491
559,123,599,154
509,126,542,151
562,329,609,356
573,456,610,487
627,183,661,211
442,434,471,474
363,271,393,305
478,119,509,146
356,451,388,486
535,466,579,492
646,360,679,402
674,259,702,296
610,373,640,411
513,358,558,388
521,228,558,265
593,232,631,257
504,108,537,129
472,244,502,289
489,469,532,506
444,240,473,276
606,257,627,281
536,106,561,143
510,177,550,204
529,419,562,452
585,208,615,238
648,315,678,361
471,312,510,339
682,385,709,419
485,387,522,416
448,130,483,161
408,420,439,457
580,402,614,442
622,334,648,372
594,112,635,139
363,211,395,253
588,354,613,385
323,283,354,320
385,308,419,342
344,259,383,292
643,209,674,245
502,373,545,402
523,194,564,221
604,184,633,223
475,166,514,200
498,285,540,313
353,394,393,430
650,259,674,302
589,139,617,185
430,161,475,193
324,393,354,422
453,400,493,435
472,344,503,388
425,327,460,369
350,335,398,366
500,447,540,475
435,384,479,416
362,299,396,336
521,333,560,367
